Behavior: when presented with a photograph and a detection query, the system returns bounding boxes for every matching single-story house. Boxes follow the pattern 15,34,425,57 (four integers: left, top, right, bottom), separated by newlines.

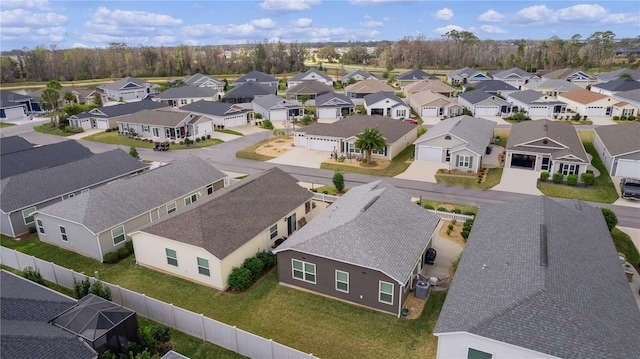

463,80,518,97
395,69,438,87
595,67,640,83
180,100,252,128
273,181,440,317
409,91,462,119
314,92,355,120
30,87,105,107
0,149,148,238
293,114,418,160
285,81,334,101
97,76,155,102
557,89,617,117
1,140,92,180
611,89,640,115
363,92,411,120
505,90,567,117
446,67,490,86
117,109,212,141
505,119,589,175
221,81,274,104
252,94,303,121
457,90,512,117
434,196,640,359
403,80,456,98
339,70,385,86
69,100,170,130
184,73,225,93
0,135,33,155
131,167,314,291
490,67,537,88
413,115,496,173
522,78,583,97
34,157,228,262
344,79,395,99
0,90,41,120
153,86,219,107
288,68,333,88
590,78,640,97
541,68,596,88
231,70,279,90
593,122,640,178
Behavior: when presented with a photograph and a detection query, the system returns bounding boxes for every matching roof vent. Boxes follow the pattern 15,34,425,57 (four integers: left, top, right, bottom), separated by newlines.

543,139,548,144
361,195,380,212
540,224,548,267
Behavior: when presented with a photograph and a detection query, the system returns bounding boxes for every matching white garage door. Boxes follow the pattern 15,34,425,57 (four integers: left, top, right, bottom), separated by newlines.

528,106,548,116
308,137,338,152
417,146,442,162
475,106,497,116
225,115,246,127
3,107,25,120
97,119,109,129
80,119,92,130
295,133,307,147
270,109,287,121
586,106,603,116
421,107,438,117
317,108,336,119
615,159,640,178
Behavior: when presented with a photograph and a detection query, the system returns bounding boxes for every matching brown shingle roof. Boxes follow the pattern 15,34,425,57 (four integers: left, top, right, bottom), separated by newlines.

344,79,394,94
506,119,588,162
404,80,455,93
286,81,334,96
559,89,607,104
298,114,416,143
594,122,640,156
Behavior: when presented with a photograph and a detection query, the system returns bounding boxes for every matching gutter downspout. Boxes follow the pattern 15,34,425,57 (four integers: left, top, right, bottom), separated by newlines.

96,234,104,263
397,283,404,318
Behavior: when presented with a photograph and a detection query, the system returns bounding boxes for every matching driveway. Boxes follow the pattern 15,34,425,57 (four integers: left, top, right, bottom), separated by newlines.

395,160,447,183
266,148,328,168
491,167,543,195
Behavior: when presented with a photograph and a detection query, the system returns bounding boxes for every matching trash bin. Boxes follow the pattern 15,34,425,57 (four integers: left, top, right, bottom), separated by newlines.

415,281,430,299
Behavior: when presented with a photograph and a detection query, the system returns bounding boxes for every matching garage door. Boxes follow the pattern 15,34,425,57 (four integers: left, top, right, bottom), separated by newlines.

615,159,640,178
295,133,307,147
3,107,25,120
308,137,338,152
97,119,109,129
80,119,92,130
225,115,246,127
317,108,335,119
417,146,442,162
270,109,287,121
475,106,497,116
586,106,603,116
421,107,438,117
528,106,548,116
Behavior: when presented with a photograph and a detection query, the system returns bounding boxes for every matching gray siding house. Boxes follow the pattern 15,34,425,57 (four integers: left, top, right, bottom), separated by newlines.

593,122,640,178
34,157,228,262
1,140,92,180
273,181,440,317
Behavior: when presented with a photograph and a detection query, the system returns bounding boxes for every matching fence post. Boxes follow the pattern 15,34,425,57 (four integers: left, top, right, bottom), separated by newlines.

14,250,19,269
269,339,274,359
142,294,149,318
233,325,239,353
170,303,176,329
30,254,36,270
50,262,58,285
200,314,206,342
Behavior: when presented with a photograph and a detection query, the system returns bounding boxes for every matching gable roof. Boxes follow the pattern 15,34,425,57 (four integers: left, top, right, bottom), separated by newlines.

98,76,149,91
410,91,459,108
297,114,415,143
506,119,588,162
232,70,277,85
339,70,383,82
184,73,223,87
592,78,640,92
491,67,532,79
363,92,406,107
138,167,313,259
458,89,511,105
447,67,478,78
286,81,334,95
223,81,273,99
542,67,595,80
37,156,226,234
594,122,640,156
344,79,394,94
73,100,169,119
1,149,148,213
1,140,93,179
596,68,640,82
273,181,440,283
0,136,34,155
252,94,302,110
0,90,33,108
470,80,518,93
523,78,582,92
507,89,565,105
403,79,455,94
117,109,201,127
290,68,333,82
613,89,640,104
414,115,496,155
180,100,250,116
396,69,438,81
155,86,218,100
558,89,608,104
434,196,640,358
314,92,354,107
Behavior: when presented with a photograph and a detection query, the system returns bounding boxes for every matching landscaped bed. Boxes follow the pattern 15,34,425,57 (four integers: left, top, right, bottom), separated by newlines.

83,131,223,150
435,168,503,189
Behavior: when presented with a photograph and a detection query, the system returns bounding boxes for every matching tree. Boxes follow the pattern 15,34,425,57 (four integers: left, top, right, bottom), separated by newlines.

63,90,76,104
129,146,139,158
317,45,339,62
41,88,60,125
332,171,345,193
600,208,618,231
354,128,387,164
94,92,103,107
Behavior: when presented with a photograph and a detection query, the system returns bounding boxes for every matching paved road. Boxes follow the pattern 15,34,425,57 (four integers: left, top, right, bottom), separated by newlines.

2,122,639,228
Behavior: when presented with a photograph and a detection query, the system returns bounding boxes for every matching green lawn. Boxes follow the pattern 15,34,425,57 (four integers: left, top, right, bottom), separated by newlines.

215,128,244,136
1,234,445,358
435,168,502,189
612,228,640,265
235,137,276,161
0,122,17,128
82,131,223,150
33,124,76,137
417,200,479,215
312,185,348,195
321,145,415,177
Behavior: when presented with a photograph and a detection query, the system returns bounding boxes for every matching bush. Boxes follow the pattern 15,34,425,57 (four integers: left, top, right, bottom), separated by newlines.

461,230,470,240
103,251,119,263
262,119,274,130
567,174,578,186
600,208,618,231
451,219,457,225
572,113,582,121
436,207,448,212
243,257,264,280
90,280,112,300
424,204,434,210
613,116,620,121
117,247,130,259
581,172,595,187
195,137,201,143
129,146,139,158
201,136,206,141
451,209,462,214
206,134,211,139
184,138,193,145
23,266,46,286
552,172,564,184
228,267,252,291
447,224,454,231
105,128,112,132
29,226,37,234
446,229,452,235
125,240,134,254
256,250,276,269
628,115,636,121
621,115,628,121
463,211,475,216
540,171,550,181
73,277,91,299
332,171,345,192
417,127,427,137
73,277,111,300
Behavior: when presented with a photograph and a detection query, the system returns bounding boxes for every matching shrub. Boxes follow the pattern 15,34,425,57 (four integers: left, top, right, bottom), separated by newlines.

436,207,448,212
572,113,582,121
463,211,475,216
206,134,211,139
262,119,274,130
322,190,329,194
129,146,139,158
417,127,427,137
586,169,593,174
184,138,193,145
461,230,470,240
600,208,618,231
90,280,112,300
201,136,206,141
125,240,134,254
117,247,130,259
451,219,457,225
613,116,620,121
103,252,119,263
451,209,462,214
621,115,628,121
29,226,37,234
552,172,564,184
628,115,637,121
332,171,345,192
195,137,201,143
581,172,595,187
256,250,276,269
228,267,252,291
567,174,578,186
446,229,452,235
73,277,91,299
540,171,550,181
23,266,46,286
509,112,529,121
243,257,264,280
73,277,111,300
447,224,454,231
424,204,435,210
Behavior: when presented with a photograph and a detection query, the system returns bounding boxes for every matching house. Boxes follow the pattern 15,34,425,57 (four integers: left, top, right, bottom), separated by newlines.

0,270,99,359
180,100,252,128
252,94,303,121
413,115,496,173
34,157,228,262
593,123,640,177
0,90,40,120
434,196,640,359
446,67,490,85
29,87,103,107
287,68,333,88
505,90,567,117
403,80,456,98
183,73,225,93
363,92,411,119
540,68,596,88
490,67,536,88
505,119,589,175
522,78,583,97
69,100,170,130
344,79,395,99
221,81,274,104
0,140,92,180
457,90,512,117
395,69,438,87
595,67,640,83
0,135,33,155
557,89,617,117
97,76,155,101
154,86,219,107
315,92,355,120
130,167,314,291
231,70,279,90
611,89,640,114
463,80,518,96
409,91,462,119
272,180,440,317
0,149,148,238
293,114,418,160
285,81,334,101
590,78,640,97
116,109,211,141
339,70,384,86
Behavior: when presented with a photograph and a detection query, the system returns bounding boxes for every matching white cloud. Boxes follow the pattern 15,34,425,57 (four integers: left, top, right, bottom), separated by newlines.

291,18,312,27
364,14,371,19
361,20,384,28
182,23,256,38
383,17,390,21
250,18,277,29
1,8,67,26
478,9,504,22
435,8,453,21
479,25,507,34
434,25,465,36
516,5,553,22
1,25,66,46
602,12,640,25
87,7,182,29
259,0,321,13
513,3,637,26
0,0,50,10
555,4,606,21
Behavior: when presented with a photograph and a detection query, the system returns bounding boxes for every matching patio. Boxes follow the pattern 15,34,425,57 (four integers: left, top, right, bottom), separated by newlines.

419,221,464,290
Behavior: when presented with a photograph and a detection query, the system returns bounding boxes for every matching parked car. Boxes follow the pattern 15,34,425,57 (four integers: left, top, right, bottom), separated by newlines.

403,119,418,125
621,178,640,200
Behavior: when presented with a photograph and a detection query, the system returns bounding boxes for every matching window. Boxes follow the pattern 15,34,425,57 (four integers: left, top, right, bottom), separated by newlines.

36,219,45,234
111,225,125,245
457,155,471,168
22,207,36,225
467,348,492,359
270,224,278,239
166,201,176,214
397,109,406,118
207,185,213,195
180,99,187,105
336,270,349,293
622,108,634,116
560,163,578,175
379,281,394,304
152,128,159,137
59,226,68,242
142,125,150,132
292,259,316,283
166,248,178,266
197,257,210,276
184,194,197,205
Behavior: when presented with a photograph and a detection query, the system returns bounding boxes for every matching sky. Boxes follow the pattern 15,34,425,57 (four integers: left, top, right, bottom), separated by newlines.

0,0,638,51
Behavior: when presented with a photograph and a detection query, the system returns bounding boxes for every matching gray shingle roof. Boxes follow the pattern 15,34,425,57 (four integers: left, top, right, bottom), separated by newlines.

298,114,416,143
1,149,148,213
507,89,565,105
506,119,588,162
289,68,333,82
252,94,302,110
223,81,274,100
363,92,405,106
1,140,93,179
470,80,518,93
523,79,582,92
286,81,334,95
273,181,440,283
594,122,640,156
0,135,34,155
138,167,313,259
180,100,250,116
434,197,640,358
232,70,278,85
541,67,595,80
98,76,148,91
0,90,33,108
459,89,511,105
315,93,354,107
396,69,438,81
596,68,640,82
184,73,223,86
448,67,477,78
414,115,496,155
339,70,383,82
613,89,640,103
117,109,201,127
155,86,218,100
491,67,532,79
37,156,226,234
73,100,169,119
592,78,640,92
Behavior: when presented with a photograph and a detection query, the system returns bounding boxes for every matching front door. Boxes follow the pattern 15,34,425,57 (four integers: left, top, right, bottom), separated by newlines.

541,157,551,171
605,107,612,116
287,213,297,236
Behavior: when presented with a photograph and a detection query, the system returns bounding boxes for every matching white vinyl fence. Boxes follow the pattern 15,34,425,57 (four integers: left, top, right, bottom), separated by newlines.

426,209,474,222
0,247,316,359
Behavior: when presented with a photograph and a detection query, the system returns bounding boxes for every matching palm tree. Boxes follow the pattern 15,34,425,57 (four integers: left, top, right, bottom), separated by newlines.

354,127,386,164
41,88,60,125
63,90,76,104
